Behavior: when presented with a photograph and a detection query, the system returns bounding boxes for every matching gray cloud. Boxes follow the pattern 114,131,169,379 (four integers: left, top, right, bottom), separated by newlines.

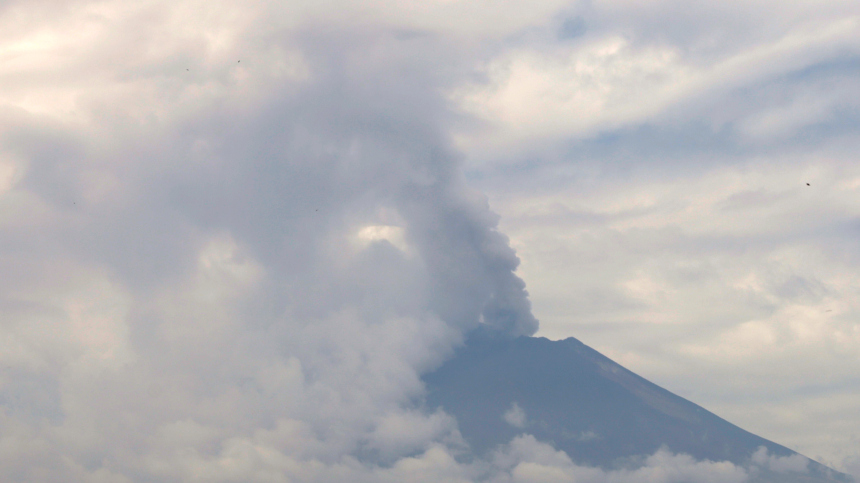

1,0,858,481
0,0,557,479
462,0,860,474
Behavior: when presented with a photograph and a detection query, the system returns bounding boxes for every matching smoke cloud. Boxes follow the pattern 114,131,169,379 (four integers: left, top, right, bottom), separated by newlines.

0,0,847,481
0,1,544,481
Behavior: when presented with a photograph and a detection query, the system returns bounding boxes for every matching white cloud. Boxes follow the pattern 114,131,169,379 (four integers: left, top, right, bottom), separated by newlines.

487,436,750,483
751,446,809,474
356,225,411,254
454,5,860,162
485,155,860,469
455,37,691,152
503,402,527,428
0,0,546,479
1,0,858,480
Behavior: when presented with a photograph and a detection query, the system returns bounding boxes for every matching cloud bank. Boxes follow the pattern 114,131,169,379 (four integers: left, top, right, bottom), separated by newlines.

0,0,856,481
452,0,860,474
0,1,543,480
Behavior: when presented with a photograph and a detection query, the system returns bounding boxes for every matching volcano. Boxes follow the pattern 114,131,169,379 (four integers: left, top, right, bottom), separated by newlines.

423,333,852,482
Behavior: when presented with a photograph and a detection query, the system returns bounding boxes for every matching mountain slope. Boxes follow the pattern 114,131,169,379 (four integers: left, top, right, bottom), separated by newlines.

422,334,851,482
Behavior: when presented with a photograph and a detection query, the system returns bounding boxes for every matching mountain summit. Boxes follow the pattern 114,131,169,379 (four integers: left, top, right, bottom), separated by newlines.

423,334,852,482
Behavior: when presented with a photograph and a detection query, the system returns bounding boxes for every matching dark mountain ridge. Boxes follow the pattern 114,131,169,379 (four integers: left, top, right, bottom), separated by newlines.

422,333,852,482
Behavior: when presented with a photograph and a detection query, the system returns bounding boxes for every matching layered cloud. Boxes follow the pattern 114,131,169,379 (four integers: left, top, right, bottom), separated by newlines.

1,0,858,481
460,0,860,475
0,1,542,480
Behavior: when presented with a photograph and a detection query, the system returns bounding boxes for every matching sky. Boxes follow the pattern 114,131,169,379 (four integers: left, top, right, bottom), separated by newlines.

0,0,858,482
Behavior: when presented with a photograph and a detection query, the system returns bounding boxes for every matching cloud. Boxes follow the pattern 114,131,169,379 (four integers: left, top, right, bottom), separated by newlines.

482,152,860,470
486,435,750,483
455,2,860,163
503,402,527,429
461,0,860,472
0,1,549,480
751,446,809,474
1,0,857,481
